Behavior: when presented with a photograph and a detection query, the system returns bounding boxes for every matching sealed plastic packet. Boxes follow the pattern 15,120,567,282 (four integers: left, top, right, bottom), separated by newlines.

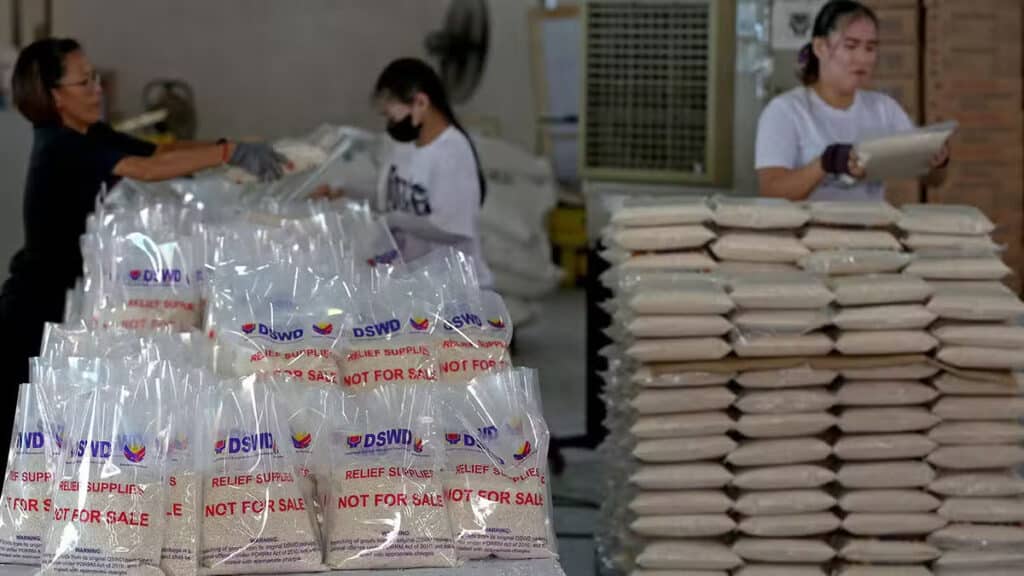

0,384,58,565
40,363,167,575
323,383,456,569
210,263,347,386
442,368,556,559
339,274,443,389
281,384,332,539
415,249,514,383
200,375,323,574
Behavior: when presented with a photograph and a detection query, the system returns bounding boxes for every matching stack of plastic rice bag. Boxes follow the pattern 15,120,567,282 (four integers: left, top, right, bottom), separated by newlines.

597,195,1024,576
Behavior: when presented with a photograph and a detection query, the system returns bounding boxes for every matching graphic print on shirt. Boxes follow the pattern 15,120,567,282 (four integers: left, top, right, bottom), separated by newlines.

387,166,433,216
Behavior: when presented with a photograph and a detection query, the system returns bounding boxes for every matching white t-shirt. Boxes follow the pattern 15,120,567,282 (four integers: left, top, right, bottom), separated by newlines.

755,86,915,202
377,126,493,287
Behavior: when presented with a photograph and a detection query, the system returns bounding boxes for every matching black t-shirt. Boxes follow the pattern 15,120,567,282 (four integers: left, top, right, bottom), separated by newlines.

4,123,156,303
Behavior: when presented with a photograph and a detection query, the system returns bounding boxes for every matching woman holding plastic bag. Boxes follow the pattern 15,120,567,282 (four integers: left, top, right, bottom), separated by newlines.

0,38,285,467
312,58,492,286
755,1,950,201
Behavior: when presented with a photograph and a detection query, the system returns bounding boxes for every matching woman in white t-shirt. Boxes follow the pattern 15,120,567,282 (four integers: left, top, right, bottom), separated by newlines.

316,58,492,286
756,0,949,201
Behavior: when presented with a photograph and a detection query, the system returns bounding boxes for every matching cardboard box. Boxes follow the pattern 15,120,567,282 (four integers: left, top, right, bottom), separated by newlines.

875,43,920,77
871,75,921,121
873,8,920,44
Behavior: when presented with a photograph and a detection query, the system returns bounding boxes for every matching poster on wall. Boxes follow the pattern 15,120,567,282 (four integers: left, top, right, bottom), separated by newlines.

771,0,828,50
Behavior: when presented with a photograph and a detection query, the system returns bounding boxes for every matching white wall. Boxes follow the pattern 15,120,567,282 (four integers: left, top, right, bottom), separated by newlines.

49,0,539,150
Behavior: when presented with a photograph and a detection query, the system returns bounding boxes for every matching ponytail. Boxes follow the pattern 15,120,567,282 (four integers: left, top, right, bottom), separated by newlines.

798,0,878,85
374,58,487,205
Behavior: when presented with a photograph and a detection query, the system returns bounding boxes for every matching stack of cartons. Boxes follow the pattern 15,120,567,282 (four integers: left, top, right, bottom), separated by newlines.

924,0,1024,286
863,0,924,206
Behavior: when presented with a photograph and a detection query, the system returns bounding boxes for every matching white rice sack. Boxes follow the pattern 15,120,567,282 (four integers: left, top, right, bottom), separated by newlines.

927,283,1024,322
830,274,934,306
712,197,809,230
732,333,834,358
838,461,936,489
808,200,901,227
631,464,733,490
841,362,939,381
726,438,831,467
626,316,734,338
937,347,1024,370
839,539,941,564
738,512,840,537
801,227,901,251
835,330,938,356
938,498,1024,524
799,250,910,276
711,233,809,263
717,261,801,275
619,252,720,272
838,407,941,433
633,436,737,464
930,473,1024,498
735,367,837,389
932,397,1024,421
833,434,937,461
735,565,826,576
732,465,836,491
728,274,835,310
628,282,735,315
735,389,837,414
732,489,836,516
839,489,941,513
630,515,736,538
731,310,831,335
905,257,1011,281
928,524,1024,551
610,225,716,251
631,412,734,439
838,567,934,576
732,538,835,564
933,551,1024,571
632,368,734,389
629,491,733,516
932,324,1024,350
904,233,1000,253
609,197,713,227
898,204,996,236
631,388,736,415
832,305,936,331
837,381,939,406
736,413,837,439
627,338,732,363
928,445,1024,470
636,541,743,571
933,373,1024,396
842,513,947,536
929,422,1024,445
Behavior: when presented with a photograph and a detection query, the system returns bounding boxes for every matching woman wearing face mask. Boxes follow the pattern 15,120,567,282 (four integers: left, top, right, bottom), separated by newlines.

315,58,491,286
0,38,284,465
756,0,950,201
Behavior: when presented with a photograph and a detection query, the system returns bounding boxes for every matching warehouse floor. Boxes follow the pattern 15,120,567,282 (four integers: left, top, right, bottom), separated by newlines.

512,288,599,576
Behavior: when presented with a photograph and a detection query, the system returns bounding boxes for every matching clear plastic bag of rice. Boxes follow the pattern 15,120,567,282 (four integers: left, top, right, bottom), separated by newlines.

799,249,910,276
607,196,713,227
898,204,996,236
200,375,323,574
712,196,809,230
808,200,901,227
441,369,556,560
40,363,168,576
324,383,456,569
620,272,734,315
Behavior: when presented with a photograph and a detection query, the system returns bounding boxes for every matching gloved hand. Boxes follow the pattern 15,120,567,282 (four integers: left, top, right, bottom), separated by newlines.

821,143,855,176
228,142,287,182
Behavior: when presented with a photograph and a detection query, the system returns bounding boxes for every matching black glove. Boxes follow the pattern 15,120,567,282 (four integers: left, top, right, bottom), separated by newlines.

821,144,854,176
228,142,287,182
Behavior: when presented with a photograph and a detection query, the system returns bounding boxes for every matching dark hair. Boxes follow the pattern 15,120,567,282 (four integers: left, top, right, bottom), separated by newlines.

374,58,487,204
12,38,82,126
798,1,878,85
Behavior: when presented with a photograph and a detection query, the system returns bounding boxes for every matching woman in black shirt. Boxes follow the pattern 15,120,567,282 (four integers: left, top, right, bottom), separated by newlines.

1,38,284,457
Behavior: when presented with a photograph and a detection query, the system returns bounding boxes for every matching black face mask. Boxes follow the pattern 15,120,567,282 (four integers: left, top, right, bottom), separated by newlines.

386,115,421,143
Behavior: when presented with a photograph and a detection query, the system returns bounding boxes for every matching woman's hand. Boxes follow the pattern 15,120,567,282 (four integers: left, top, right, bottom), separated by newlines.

847,150,866,180
228,142,287,181
931,141,951,170
310,184,345,200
